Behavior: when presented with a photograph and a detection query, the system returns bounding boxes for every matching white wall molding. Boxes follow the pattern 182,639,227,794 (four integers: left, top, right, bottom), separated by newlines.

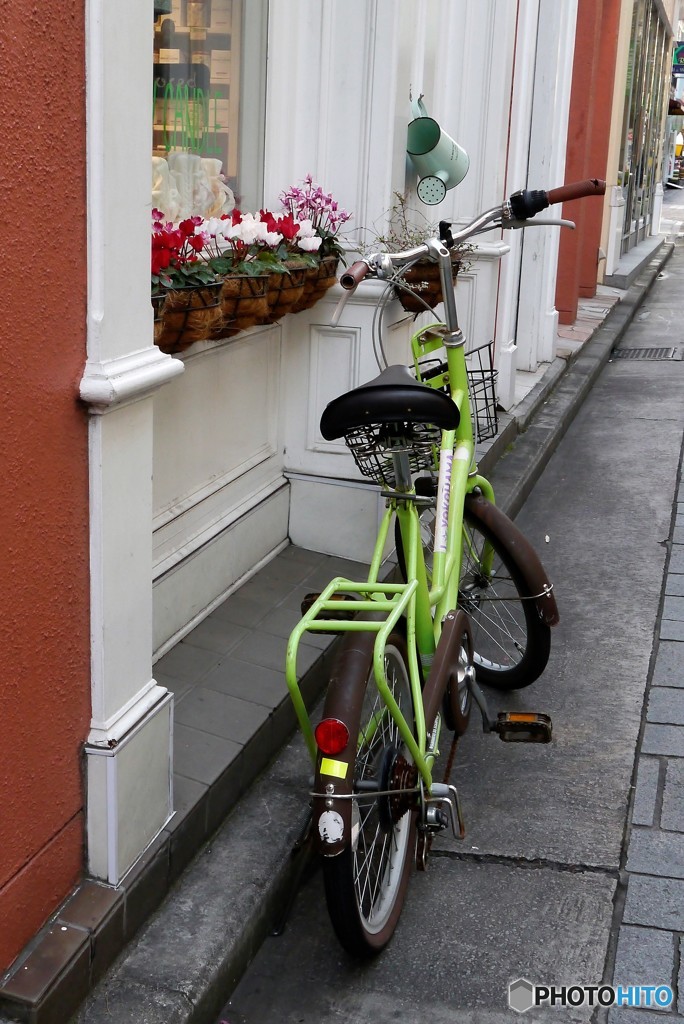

84,0,173,883
80,347,184,413
87,680,169,747
86,693,173,884
515,0,578,371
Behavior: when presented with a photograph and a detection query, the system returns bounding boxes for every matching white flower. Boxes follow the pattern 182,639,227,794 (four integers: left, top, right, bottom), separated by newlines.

296,217,316,238
298,234,322,252
235,213,262,245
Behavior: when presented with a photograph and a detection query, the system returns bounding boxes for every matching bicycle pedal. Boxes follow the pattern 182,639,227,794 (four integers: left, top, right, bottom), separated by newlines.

300,592,358,620
494,712,552,743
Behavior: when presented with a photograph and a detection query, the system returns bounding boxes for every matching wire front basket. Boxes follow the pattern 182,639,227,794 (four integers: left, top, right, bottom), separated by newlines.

467,342,499,443
414,339,499,444
344,422,441,489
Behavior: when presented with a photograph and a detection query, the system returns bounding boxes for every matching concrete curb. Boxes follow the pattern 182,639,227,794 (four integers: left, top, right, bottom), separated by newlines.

66,244,675,1024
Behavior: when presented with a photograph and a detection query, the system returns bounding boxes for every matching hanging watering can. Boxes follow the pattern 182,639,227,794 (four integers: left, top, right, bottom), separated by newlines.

407,96,469,205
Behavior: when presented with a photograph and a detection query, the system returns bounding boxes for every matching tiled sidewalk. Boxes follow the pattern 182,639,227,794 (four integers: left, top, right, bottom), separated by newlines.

154,545,372,875
610,434,684,1017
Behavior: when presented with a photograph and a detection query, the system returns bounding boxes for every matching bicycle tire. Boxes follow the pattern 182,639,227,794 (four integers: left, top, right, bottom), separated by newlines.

395,506,550,690
460,510,550,688
321,633,417,957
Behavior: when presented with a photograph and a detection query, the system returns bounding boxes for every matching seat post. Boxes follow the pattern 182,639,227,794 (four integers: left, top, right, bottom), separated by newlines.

390,448,413,493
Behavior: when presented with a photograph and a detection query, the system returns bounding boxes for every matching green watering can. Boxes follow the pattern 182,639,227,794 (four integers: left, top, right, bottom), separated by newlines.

407,96,470,205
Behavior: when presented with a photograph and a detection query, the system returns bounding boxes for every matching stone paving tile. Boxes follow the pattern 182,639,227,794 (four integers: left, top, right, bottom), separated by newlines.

256,553,320,585
178,617,250,655
257,602,331,649
642,723,684,757
300,559,370,592
626,828,684,878
664,574,684,597
609,1010,683,1023
209,593,268,628
174,686,270,744
277,545,328,567
612,924,675,994
173,723,242,786
200,657,289,709
277,582,325,613
659,619,684,642
663,595,684,621
170,773,208,826
155,641,221,683
647,687,684,726
673,527,684,546
661,759,684,831
155,669,195,701
632,757,661,826
622,873,684,930
236,573,301,607
668,546,684,574
230,628,321,675
652,641,684,687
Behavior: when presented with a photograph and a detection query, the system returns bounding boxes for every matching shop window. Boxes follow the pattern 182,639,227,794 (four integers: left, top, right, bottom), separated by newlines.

152,0,267,222
618,0,670,253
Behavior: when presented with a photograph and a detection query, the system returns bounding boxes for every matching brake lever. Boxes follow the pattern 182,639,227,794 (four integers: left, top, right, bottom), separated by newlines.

330,286,353,327
503,217,576,230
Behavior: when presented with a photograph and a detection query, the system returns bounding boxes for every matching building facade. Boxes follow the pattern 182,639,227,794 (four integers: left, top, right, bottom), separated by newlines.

2,0,677,1010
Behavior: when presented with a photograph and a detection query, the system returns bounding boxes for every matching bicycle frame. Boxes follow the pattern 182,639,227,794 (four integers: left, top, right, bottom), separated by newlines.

286,243,496,795
284,178,600,955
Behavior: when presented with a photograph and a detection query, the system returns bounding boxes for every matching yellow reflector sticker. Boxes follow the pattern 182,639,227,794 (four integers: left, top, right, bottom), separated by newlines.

320,757,348,779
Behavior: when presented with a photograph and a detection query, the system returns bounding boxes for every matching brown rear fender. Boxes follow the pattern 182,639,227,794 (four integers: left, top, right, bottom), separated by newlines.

311,614,392,857
464,494,560,626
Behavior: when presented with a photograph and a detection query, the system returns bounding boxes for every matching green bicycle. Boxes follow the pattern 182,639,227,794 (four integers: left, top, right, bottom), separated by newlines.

285,178,605,957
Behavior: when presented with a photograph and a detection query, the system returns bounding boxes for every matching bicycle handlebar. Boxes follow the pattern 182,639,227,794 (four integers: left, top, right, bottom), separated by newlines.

340,261,371,290
547,178,606,205
339,178,607,290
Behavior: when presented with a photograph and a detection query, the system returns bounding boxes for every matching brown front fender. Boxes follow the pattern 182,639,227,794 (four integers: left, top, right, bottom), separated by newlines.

464,494,560,626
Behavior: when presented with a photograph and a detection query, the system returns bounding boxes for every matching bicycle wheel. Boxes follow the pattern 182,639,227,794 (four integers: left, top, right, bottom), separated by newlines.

395,506,550,690
322,634,417,957
460,510,550,689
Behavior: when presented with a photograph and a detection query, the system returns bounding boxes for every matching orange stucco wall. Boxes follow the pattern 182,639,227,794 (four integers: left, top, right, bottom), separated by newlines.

556,0,621,322
0,3,90,970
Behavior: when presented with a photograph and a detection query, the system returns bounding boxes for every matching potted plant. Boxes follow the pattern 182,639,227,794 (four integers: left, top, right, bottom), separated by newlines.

277,175,352,312
151,211,223,352
255,209,318,320
201,212,289,334
364,191,473,314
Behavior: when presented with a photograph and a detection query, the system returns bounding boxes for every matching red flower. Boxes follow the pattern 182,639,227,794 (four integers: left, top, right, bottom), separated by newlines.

178,218,196,238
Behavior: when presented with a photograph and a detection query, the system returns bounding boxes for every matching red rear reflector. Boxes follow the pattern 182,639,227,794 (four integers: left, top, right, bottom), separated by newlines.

315,718,349,756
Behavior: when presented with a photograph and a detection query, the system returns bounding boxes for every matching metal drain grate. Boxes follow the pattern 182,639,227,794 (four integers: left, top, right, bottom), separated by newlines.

612,347,680,360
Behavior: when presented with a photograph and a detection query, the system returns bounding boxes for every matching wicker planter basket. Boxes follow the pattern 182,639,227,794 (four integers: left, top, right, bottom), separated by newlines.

265,265,307,320
291,256,339,313
155,282,223,353
394,257,460,313
214,273,270,335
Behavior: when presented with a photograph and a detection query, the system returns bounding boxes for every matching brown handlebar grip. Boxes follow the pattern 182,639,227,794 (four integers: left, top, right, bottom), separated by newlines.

547,179,607,205
339,261,370,290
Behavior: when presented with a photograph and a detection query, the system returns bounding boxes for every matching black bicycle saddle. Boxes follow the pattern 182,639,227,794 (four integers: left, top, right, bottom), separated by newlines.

319,364,460,440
